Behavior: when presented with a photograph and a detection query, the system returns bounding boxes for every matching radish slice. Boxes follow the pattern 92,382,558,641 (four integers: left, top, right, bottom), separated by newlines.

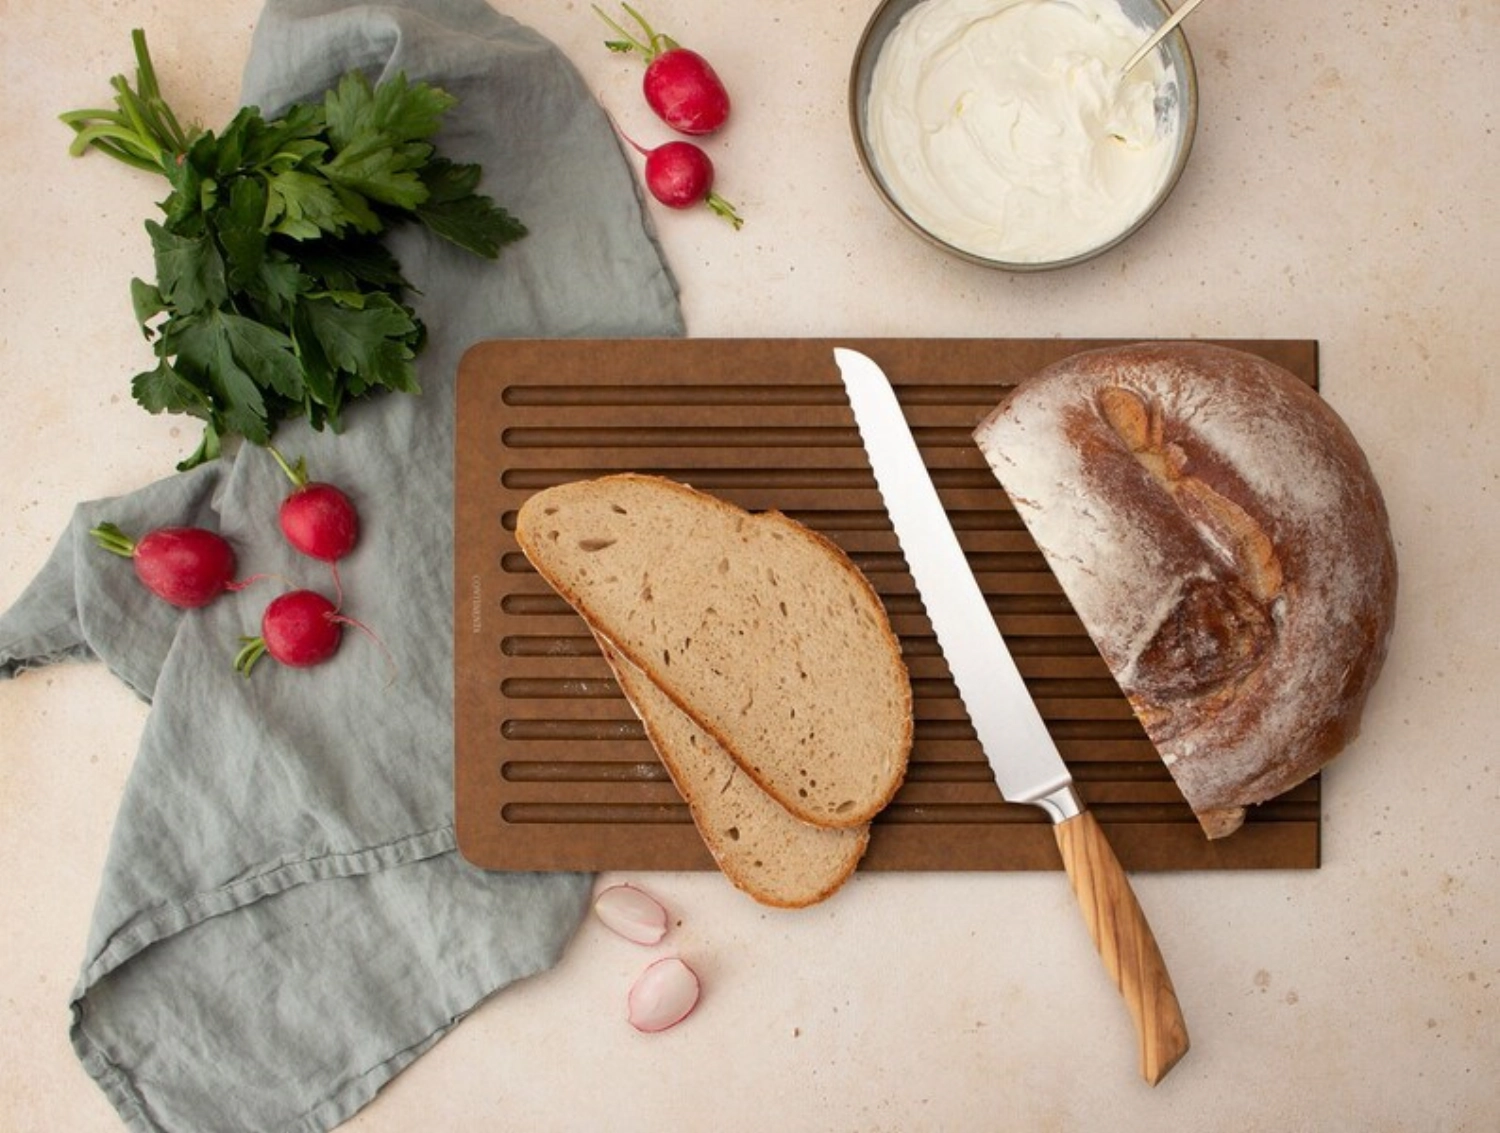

593,883,669,945
627,957,701,1033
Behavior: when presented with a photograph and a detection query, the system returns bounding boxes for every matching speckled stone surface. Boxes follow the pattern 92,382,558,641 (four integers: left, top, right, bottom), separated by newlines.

3,2,1495,1129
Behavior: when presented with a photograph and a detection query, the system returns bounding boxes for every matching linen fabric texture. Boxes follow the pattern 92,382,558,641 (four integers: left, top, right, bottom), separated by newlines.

0,1,683,1128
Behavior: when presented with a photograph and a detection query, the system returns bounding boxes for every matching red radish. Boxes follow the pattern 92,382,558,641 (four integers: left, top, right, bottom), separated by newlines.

594,4,731,136
620,133,743,229
234,589,345,675
268,447,359,564
641,48,730,137
235,589,391,678
90,521,239,608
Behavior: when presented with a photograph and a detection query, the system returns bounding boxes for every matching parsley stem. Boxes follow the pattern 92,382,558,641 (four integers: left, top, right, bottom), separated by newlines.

130,28,192,153
60,30,195,173
62,121,163,171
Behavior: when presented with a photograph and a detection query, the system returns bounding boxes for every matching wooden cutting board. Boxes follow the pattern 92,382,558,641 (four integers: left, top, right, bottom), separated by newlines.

453,338,1321,873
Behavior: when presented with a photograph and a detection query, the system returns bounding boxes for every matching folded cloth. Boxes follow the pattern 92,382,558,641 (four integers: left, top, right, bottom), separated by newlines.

0,2,683,1129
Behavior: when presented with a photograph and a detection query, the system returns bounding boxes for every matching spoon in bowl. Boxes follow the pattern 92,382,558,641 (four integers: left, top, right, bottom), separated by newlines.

1122,0,1210,75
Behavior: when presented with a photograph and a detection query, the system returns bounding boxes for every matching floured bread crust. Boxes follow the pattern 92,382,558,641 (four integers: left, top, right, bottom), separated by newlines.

974,342,1397,837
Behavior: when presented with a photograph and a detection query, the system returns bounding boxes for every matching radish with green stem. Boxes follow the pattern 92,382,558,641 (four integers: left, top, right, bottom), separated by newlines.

235,590,351,674
268,448,360,565
594,4,731,135
90,521,241,608
621,134,743,229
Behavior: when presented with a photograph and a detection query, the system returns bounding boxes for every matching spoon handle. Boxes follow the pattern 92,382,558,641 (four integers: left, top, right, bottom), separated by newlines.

1123,0,1209,75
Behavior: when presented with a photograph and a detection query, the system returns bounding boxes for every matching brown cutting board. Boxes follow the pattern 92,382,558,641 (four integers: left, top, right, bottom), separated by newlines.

454,338,1321,873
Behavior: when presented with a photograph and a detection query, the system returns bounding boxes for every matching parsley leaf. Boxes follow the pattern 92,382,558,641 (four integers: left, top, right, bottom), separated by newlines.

132,358,212,418
265,169,351,240
415,158,528,258
63,29,527,469
147,220,228,311
323,69,453,149
321,70,453,209
300,293,420,396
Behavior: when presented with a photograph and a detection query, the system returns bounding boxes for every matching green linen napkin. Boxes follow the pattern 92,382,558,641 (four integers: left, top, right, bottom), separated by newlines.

0,1,683,1129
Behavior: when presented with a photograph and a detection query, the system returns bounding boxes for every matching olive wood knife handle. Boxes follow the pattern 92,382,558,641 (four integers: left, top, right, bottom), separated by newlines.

1054,808,1190,1085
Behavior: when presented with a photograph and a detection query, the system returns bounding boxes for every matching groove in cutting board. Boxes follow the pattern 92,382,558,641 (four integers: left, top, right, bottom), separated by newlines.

454,338,1322,874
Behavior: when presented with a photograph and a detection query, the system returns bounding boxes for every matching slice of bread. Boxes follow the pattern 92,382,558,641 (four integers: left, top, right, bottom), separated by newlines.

598,637,869,907
515,474,912,829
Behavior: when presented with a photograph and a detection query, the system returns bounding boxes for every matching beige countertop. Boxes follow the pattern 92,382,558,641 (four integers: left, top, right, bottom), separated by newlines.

2,1,1496,1129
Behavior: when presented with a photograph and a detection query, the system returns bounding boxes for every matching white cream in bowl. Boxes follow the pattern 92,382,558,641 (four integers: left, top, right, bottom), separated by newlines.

864,0,1186,265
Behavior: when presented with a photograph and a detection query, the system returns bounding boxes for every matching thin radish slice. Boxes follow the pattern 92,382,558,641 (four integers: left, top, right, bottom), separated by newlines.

627,956,701,1033
593,883,669,945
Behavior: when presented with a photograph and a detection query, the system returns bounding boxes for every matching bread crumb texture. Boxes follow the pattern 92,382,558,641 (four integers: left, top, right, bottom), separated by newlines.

601,639,869,908
974,342,1397,836
516,474,914,831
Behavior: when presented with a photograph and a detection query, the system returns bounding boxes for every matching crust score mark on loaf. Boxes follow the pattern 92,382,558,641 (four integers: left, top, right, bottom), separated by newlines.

1094,384,1283,718
975,343,1397,839
514,474,912,900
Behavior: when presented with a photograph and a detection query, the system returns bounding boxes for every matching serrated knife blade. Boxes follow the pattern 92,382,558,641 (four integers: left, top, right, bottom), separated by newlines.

834,347,1189,1085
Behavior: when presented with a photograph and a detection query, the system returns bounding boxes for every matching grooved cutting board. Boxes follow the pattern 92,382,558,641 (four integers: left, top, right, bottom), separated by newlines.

454,338,1321,873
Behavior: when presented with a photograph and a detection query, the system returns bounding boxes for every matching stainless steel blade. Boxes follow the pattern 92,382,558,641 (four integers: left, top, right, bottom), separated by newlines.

835,352,1189,1084
834,347,1081,822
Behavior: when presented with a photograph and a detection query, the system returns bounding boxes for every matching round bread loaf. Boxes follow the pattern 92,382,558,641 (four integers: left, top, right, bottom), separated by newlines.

974,342,1397,838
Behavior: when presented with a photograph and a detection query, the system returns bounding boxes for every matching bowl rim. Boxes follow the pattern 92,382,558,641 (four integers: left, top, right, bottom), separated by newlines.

848,0,1200,272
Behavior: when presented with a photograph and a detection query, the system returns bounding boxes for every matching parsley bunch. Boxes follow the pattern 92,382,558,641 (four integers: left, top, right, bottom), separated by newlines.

62,30,526,469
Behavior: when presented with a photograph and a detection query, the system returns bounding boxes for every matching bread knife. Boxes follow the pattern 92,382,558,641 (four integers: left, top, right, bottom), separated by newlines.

833,347,1189,1085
